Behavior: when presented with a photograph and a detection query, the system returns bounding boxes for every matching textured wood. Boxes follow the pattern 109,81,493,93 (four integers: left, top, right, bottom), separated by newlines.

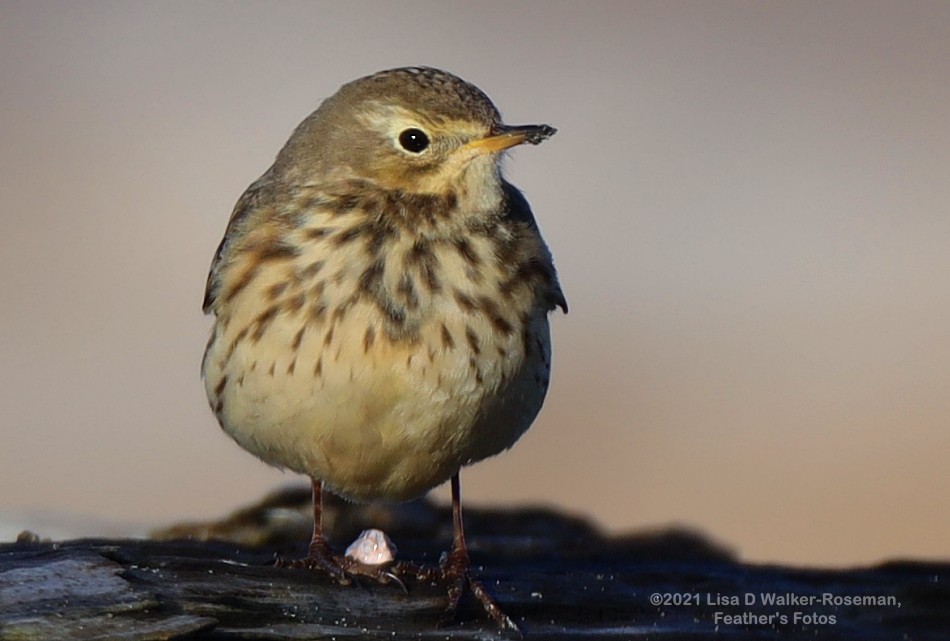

2,487,947,640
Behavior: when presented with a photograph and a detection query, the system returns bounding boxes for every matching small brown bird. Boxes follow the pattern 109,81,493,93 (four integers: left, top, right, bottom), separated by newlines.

201,67,565,630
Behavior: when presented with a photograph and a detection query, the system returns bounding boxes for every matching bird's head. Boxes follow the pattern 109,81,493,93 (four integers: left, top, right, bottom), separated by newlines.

274,67,555,209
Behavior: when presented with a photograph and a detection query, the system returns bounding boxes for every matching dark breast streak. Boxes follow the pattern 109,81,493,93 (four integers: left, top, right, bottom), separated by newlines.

209,180,563,362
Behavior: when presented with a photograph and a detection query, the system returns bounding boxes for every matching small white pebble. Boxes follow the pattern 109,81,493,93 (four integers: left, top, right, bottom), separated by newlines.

344,528,397,565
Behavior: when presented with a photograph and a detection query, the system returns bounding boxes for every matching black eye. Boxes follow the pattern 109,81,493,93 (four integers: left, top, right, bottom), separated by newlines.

398,128,430,153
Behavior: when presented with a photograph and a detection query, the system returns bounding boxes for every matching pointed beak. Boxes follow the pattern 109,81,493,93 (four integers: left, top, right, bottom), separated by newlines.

464,124,557,154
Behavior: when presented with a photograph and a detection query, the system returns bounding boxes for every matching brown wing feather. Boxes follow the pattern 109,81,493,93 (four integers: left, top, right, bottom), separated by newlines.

202,178,270,314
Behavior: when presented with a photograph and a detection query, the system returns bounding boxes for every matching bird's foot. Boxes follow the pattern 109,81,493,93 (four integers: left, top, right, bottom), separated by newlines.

396,549,521,637
277,538,408,590
275,538,352,585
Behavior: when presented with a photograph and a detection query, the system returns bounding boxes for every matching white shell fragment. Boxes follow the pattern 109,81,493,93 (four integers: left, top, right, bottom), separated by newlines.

344,528,397,565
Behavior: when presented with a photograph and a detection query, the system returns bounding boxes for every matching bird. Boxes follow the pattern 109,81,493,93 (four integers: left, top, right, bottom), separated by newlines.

201,66,566,632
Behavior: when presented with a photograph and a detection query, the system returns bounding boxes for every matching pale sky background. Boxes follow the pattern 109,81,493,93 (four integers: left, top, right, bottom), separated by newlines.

2,1,948,566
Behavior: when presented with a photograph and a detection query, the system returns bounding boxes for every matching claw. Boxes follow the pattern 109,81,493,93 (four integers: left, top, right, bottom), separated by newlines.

380,570,408,593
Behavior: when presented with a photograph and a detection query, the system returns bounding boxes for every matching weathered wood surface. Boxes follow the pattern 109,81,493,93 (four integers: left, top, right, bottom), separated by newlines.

2,486,947,640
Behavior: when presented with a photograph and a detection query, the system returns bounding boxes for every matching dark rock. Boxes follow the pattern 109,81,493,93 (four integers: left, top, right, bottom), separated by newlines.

2,486,946,640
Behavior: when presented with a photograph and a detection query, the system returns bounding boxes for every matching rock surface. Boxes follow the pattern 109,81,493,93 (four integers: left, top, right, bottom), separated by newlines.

1,486,946,640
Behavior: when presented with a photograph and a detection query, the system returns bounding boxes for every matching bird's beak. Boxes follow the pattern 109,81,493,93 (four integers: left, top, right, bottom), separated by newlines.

465,124,557,154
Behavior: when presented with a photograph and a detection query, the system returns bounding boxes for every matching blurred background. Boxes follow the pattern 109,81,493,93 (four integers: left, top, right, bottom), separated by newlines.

2,1,948,566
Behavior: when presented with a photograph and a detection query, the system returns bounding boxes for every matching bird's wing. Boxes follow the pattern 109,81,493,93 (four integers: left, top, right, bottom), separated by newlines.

502,182,568,314
202,177,270,314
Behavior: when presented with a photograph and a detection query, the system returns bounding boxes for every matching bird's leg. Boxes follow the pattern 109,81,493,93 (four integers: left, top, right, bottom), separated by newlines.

441,474,472,614
439,473,521,635
276,478,351,585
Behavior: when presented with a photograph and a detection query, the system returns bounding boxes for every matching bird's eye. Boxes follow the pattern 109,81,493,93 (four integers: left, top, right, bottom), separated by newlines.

398,128,430,153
